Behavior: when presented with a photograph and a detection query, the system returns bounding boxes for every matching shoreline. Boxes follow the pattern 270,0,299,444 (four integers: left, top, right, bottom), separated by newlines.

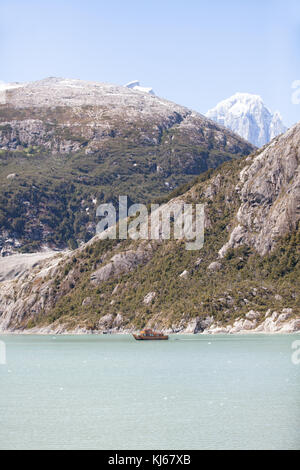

1,325,299,336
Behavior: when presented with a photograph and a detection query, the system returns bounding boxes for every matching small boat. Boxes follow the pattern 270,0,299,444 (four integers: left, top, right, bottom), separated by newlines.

133,328,169,340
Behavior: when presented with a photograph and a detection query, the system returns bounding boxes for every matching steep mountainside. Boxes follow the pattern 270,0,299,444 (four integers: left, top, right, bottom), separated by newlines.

206,92,287,147
0,123,299,334
0,78,253,253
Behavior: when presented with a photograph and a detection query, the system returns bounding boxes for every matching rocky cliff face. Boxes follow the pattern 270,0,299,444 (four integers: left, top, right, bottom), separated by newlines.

206,92,287,147
0,78,253,252
0,123,299,334
219,123,300,257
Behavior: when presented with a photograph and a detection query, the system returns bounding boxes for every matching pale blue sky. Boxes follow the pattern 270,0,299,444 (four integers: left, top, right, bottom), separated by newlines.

1,0,299,126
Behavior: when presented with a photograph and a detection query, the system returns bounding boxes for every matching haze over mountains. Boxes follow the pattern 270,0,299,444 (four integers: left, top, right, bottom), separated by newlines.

206,92,287,147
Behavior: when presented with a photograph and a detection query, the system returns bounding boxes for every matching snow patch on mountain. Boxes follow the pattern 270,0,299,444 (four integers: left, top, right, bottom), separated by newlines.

206,92,287,147
125,80,155,95
0,81,25,104
0,81,25,92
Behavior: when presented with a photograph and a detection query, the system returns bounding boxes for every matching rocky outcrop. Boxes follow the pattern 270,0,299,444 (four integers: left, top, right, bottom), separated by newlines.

219,123,300,257
90,244,153,285
184,316,214,333
202,308,300,334
0,250,63,282
143,292,156,305
179,270,189,279
207,261,222,271
0,251,69,331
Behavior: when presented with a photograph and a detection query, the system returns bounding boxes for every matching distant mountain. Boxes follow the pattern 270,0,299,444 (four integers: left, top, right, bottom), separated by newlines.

206,92,287,147
0,77,253,252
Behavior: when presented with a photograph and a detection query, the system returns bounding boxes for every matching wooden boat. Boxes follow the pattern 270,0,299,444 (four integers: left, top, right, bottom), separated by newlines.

133,328,169,340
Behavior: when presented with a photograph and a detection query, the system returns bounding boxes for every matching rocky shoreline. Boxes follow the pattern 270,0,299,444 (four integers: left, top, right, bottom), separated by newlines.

1,309,299,336
0,247,299,337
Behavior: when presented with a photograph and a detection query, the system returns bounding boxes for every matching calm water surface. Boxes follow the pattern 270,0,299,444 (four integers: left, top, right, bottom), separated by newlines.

0,334,299,449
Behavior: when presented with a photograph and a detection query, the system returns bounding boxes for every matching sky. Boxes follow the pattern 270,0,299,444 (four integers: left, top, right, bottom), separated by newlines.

0,0,300,126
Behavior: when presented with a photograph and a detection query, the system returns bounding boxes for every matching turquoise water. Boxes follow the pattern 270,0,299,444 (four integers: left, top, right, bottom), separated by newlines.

0,334,299,450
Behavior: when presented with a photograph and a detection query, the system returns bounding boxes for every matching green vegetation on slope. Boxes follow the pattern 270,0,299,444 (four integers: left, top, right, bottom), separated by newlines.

0,120,249,250
19,157,299,331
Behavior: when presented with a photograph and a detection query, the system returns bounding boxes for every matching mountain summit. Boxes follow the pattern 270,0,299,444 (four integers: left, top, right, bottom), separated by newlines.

206,92,287,147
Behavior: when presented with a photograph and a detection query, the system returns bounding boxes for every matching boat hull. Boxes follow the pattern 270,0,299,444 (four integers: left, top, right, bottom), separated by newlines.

133,334,169,340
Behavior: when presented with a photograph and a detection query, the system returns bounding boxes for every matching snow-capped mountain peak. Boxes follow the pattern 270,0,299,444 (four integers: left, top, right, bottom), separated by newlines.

206,92,287,147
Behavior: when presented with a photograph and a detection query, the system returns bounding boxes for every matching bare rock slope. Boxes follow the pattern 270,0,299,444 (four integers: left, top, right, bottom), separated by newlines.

0,77,253,155
219,123,300,257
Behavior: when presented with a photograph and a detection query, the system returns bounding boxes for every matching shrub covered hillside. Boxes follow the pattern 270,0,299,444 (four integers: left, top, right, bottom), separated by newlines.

0,122,299,333
0,78,253,253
